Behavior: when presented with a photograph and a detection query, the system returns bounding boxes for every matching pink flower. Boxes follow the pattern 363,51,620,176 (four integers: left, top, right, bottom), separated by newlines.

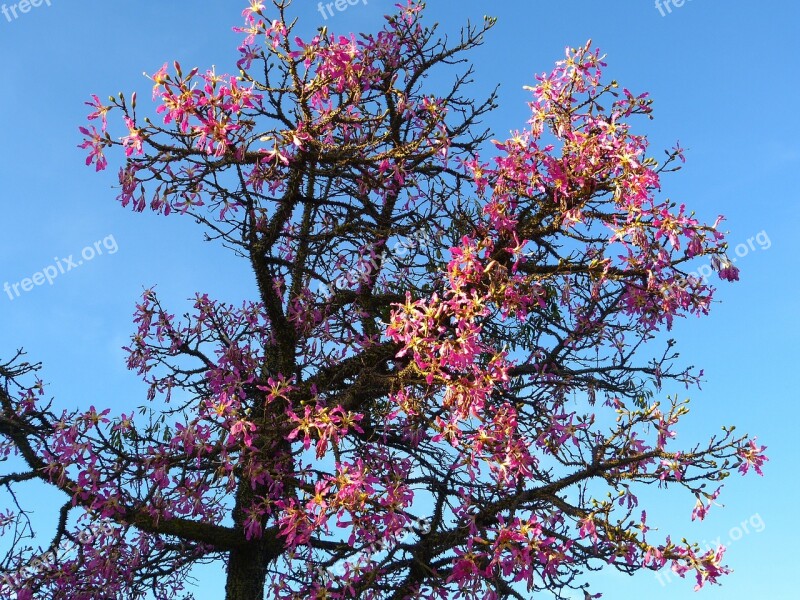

286,405,314,451
578,515,599,543
260,141,290,165
691,487,721,521
288,122,312,150
712,255,739,282
78,125,109,171
237,44,260,70
149,62,169,98
121,116,145,157
85,94,111,131
659,456,684,481
228,418,256,448
241,0,265,20
737,438,768,475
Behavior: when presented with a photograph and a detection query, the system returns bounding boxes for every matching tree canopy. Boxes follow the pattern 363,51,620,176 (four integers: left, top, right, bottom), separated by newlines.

0,1,765,599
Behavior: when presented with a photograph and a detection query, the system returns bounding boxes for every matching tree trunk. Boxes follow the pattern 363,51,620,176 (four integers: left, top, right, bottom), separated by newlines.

225,472,271,600
224,354,289,599
225,542,269,600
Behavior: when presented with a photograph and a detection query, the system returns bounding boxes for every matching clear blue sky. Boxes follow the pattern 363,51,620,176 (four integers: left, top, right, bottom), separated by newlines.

1,1,797,598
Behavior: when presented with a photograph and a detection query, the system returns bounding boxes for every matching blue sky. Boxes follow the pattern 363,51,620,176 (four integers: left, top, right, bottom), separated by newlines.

0,1,797,598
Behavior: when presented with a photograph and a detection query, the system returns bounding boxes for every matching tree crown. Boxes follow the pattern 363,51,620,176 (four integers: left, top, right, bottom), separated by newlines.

1,2,765,599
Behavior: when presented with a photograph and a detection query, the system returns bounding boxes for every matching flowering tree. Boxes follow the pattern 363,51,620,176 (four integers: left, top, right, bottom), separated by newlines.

0,2,766,599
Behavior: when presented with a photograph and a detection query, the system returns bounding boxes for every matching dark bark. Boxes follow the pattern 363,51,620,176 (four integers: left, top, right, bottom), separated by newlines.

225,542,270,600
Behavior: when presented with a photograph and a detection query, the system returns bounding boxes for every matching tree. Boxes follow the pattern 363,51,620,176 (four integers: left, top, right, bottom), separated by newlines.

0,1,766,598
